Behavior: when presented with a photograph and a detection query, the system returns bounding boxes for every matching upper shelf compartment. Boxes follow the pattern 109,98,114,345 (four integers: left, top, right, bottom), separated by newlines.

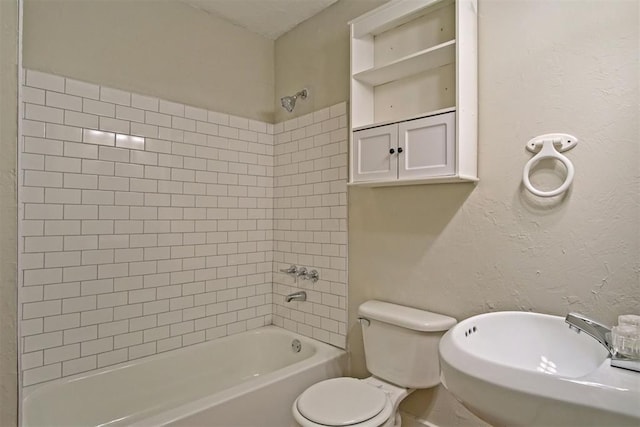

351,0,454,39
353,39,455,86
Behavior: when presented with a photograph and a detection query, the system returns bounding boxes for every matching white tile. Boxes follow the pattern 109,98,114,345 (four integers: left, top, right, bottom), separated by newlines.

26,70,65,92
98,234,129,250
44,251,81,268
63,325,97,344
184,106,207,121
81,308,113,326
63,265,97,282
159,100,184,117
24,268,62,286
46,123,82,142
83,129,115,147
24,331,63,352
21,318,44,336
113,331,142,348
44,344,80,364
24,236,63,253
25,104,64,124
97,263,129,279
45,156,81,173
23,86,45,105
81,337,113,356
131,122,158,139
100,87,131,106
99,176,129,191
115,162,144,178
229,115,249,130
97,144,130,163
97,348,128,368
22,351,44,370
158,127,183,142
47,91,82,112
130,151,158,166
64,141,99,159
116,105,145,123
81,249,114,266
99,117,130,134
23,170,61,189
23,363,61,386
24,203,63,220
131,94,159,111
145,111,171,127
157,336,181,353
97,292,128,309
129,342,156,360
63,173,98,190
66,78,99,99
43,312,80,331
62,355,96,376
114,134,144,151
24,137,63,156
83,99,115,117
172,117,195,131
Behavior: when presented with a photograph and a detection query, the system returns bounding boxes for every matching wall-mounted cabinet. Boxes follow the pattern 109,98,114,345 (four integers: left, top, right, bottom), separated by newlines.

349,0,478,187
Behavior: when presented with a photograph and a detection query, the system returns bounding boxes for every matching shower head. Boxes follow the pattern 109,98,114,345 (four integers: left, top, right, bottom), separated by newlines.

280,88,308,113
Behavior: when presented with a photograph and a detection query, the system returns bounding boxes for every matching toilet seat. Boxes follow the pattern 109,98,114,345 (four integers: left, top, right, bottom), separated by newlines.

293,378,395,427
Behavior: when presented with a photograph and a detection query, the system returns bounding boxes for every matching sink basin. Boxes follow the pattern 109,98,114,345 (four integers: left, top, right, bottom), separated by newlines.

439,311,640,426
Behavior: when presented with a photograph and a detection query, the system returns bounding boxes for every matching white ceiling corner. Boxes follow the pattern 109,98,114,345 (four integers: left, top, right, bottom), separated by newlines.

183,0,339,40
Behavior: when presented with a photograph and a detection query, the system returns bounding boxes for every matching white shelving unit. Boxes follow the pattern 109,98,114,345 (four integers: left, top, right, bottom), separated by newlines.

348,0,478,187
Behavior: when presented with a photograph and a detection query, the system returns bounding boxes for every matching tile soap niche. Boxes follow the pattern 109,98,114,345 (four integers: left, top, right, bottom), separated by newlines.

349,0,478,186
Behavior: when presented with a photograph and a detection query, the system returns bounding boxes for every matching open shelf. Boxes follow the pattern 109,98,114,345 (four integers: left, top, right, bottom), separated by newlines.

351,0,454,38
353,40,456,86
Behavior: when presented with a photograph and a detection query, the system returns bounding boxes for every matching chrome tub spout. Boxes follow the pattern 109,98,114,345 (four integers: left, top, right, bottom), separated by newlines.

285,291,307,303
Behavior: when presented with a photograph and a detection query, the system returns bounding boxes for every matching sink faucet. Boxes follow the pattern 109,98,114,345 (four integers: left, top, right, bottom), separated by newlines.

286,291,306,302
566,312,640,373
565,312,613,355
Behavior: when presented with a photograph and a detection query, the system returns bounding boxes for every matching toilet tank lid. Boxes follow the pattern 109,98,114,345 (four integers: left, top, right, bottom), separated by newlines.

358,300,457,332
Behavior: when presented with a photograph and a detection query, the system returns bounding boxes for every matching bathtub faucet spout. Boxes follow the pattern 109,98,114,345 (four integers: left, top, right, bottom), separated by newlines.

286,291,306,303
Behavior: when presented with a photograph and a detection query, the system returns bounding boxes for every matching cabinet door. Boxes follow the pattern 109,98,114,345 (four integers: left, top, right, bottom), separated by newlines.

352,124,398,182
398,112,456,179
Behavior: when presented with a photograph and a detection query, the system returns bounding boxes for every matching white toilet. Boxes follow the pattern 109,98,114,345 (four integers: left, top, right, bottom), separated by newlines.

292,300,457,427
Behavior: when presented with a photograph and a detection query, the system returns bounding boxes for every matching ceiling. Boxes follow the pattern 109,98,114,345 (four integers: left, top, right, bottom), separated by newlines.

183,0,340,40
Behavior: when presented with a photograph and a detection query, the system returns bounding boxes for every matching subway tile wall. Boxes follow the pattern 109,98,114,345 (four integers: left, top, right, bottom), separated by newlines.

19,69,348,387
272,107,348,349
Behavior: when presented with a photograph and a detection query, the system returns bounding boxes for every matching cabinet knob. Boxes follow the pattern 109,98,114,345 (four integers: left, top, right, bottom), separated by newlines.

389,148,395,154
397,147,403,154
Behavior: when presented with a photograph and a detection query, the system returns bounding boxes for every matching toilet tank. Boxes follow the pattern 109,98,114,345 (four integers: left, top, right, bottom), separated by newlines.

358,300,456,389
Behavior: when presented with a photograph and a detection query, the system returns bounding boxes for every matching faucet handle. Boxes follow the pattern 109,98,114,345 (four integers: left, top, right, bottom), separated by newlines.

295,267,308,277
303,269,319,283
280,265,297,275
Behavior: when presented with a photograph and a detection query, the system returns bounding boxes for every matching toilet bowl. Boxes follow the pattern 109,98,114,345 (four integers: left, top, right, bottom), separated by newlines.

292,300,457,427
292,377,408,427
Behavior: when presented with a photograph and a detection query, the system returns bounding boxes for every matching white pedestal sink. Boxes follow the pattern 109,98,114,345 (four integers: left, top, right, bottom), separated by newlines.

439,311,640,426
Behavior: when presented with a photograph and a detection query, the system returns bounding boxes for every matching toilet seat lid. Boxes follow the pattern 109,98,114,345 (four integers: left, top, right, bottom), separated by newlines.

297,378,387,426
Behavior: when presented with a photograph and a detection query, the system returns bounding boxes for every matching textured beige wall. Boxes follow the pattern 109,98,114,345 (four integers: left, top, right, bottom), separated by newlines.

274,0,388,122
23,0,275,122
0,0,19,424
348,0,639,425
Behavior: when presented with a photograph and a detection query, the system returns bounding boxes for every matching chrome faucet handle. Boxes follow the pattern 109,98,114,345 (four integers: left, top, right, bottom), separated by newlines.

295,267,308,277
279,265,297,275
303,269,319,283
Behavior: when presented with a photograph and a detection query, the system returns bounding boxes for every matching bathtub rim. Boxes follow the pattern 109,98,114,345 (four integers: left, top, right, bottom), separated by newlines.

23,325,346,426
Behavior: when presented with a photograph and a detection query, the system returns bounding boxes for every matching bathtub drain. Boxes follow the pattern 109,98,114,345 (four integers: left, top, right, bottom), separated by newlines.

291,339,302,353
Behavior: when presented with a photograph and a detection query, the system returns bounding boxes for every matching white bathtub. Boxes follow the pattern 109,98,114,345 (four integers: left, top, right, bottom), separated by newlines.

23,326,346,426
